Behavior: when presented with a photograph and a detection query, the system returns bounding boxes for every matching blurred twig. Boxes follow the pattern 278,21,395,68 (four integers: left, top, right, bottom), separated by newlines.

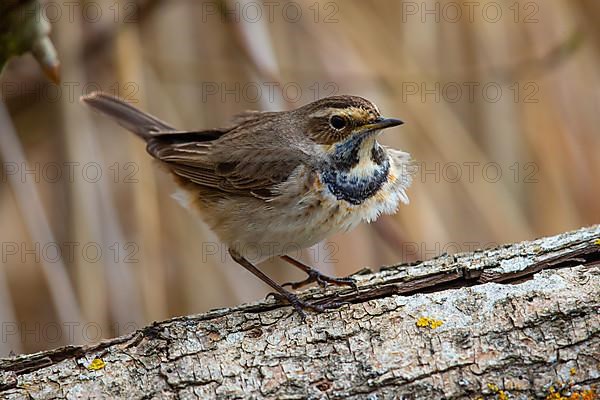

0,0,60,83
114,23,169,321
0,101,84,340
52,3,144,333
0,0,82,347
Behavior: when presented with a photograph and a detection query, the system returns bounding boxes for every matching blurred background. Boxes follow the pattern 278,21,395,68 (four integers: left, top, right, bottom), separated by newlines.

1,0,599,354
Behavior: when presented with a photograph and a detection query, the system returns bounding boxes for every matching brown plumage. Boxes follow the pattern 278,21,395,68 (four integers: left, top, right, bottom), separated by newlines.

81,92,413,320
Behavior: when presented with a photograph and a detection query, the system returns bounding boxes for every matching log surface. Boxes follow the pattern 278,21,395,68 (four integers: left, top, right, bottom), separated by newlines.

1,226,599,399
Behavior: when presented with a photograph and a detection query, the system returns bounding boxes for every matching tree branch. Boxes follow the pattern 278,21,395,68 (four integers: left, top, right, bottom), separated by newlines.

1,226,599,399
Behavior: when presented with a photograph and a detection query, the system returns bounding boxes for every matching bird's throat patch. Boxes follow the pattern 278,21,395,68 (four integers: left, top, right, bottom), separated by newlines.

321,159,390,205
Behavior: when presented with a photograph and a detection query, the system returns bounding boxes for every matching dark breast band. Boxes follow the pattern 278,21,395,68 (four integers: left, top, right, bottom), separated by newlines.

320,158,389,205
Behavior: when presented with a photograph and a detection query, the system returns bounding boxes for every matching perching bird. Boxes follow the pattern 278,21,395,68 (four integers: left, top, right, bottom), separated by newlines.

82,93,413,320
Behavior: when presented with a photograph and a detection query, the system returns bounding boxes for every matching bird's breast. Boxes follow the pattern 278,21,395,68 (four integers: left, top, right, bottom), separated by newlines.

311,150,411,230
320,159,390,205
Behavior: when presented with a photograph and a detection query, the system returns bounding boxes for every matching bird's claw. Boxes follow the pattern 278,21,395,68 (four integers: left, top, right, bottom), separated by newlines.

265,291,344,322
283,270,358,292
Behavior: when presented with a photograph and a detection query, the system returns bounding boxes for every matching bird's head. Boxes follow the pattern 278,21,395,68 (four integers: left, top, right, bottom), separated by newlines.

296,95,404,169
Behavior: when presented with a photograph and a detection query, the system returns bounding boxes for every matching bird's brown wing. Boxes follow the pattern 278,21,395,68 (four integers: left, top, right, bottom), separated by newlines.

81,92,311,200
148,115,313,200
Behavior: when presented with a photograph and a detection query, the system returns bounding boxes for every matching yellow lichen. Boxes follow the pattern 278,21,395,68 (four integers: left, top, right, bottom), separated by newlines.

594,239,600,246
487,383,500,392
545,389,598,400
87,358,106,371
416,316,443,329
484,378,597,400
570,367,577,376
544,380,597,400
486,383,509,400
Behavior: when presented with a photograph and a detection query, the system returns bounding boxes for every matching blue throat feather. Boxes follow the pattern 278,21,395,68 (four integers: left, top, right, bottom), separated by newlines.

321,135,389,205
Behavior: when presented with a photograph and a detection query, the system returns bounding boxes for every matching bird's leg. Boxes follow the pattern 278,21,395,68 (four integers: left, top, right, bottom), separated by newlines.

229,249,330,321
280,255,358,291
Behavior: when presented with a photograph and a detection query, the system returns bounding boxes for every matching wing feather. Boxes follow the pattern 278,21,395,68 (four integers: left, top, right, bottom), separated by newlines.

147,114,313,200
81,92,314,200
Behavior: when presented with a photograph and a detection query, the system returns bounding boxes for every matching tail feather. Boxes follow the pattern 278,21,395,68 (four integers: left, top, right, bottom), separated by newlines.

80,92,176,140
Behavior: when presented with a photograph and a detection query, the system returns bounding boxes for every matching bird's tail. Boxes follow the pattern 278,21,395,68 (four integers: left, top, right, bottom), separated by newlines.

80,92,176,140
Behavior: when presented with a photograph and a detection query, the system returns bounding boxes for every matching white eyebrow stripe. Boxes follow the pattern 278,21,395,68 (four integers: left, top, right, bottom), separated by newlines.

309,108,339,118
309,106,379,121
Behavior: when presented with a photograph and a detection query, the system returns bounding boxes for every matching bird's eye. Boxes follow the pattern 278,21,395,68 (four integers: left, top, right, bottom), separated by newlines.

330,115,347,130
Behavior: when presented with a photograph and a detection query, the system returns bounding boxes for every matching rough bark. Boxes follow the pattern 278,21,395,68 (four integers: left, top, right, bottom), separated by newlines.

1,226,599,400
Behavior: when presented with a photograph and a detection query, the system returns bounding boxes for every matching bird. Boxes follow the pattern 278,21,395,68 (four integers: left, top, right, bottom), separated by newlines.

81,92,413,320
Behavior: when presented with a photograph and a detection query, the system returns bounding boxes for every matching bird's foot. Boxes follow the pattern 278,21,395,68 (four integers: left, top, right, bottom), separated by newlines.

266,291,346,322
283,269,358,291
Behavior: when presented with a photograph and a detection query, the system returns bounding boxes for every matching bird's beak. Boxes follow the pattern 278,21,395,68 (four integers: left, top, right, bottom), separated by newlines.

358,117,404,134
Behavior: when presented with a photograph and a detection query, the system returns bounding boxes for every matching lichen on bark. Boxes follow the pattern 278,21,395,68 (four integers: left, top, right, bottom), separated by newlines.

0,226,599,399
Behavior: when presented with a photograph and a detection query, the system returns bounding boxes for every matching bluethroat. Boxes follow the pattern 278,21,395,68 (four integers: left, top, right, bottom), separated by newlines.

82,93,413,320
